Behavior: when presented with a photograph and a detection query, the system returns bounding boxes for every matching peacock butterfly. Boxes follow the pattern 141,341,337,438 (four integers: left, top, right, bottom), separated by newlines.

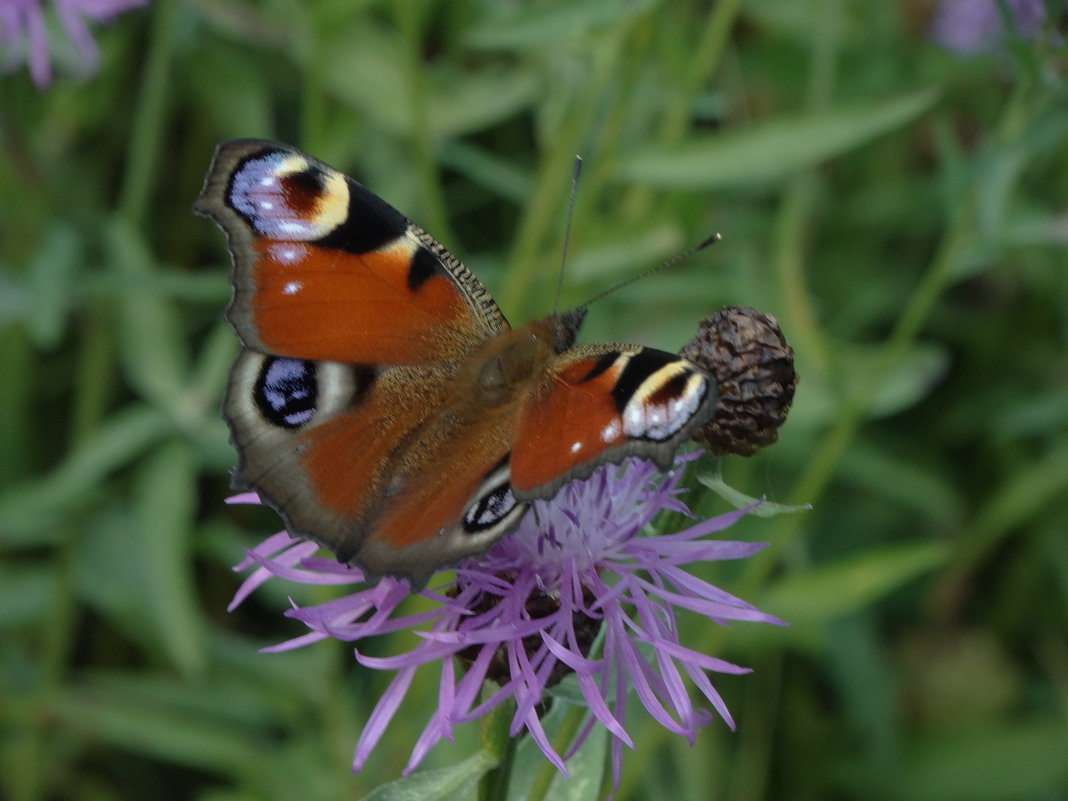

194,140,718,587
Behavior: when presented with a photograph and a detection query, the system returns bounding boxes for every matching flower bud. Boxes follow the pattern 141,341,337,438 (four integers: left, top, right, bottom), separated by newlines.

680,306,798,456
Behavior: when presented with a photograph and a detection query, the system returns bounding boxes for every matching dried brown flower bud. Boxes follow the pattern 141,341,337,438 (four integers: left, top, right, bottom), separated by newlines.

679,306,798,456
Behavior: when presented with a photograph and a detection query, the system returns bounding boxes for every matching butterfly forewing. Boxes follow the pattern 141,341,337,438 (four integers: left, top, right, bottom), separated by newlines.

194,139,507,365
510,346,717,500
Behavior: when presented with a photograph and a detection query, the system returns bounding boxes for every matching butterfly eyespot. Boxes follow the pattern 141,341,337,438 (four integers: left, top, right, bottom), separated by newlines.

254,357,318,429
228,152,349,241
464,482,518,533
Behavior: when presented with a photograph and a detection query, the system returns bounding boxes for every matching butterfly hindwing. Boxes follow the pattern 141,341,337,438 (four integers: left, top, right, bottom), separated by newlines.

194,139,507,365
510,345,718,500
225,346,530,584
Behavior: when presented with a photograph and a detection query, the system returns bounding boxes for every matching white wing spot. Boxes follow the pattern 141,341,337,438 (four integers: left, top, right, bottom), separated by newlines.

570,440,583,454
279,221,310,236
282,281,302,295
601,419,622,443
268,242,308,265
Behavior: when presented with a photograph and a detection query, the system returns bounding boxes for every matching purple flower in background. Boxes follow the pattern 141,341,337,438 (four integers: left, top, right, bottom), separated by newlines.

0,0,147,87
230,456,783,786
930,0,1052,54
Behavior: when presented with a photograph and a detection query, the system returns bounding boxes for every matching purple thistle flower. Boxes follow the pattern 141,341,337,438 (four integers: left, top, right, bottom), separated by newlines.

930,0,1053,55
0,0,147,87
229,455,784,786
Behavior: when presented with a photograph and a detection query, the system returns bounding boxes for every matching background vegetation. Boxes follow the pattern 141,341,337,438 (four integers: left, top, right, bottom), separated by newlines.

2,1,1066,799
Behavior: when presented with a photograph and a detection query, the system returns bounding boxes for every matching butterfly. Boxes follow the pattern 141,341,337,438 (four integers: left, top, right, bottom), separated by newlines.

194,140,718,587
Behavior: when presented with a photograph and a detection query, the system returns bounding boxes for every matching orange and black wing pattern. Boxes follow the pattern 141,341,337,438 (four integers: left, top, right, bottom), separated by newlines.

194,139,506,365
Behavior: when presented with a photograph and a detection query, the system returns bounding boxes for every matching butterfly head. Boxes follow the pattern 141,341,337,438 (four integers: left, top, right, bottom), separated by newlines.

546,307,587,352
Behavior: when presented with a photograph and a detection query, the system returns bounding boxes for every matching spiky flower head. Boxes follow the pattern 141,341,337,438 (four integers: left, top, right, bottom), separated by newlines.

230,456,783,785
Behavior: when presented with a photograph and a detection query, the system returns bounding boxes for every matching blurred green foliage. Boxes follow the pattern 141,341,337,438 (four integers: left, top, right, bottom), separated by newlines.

1,1,1066,800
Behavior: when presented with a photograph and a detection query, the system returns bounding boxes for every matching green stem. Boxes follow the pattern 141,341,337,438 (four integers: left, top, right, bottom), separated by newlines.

498,42,620,316
478,696,519,801
116,0,180,226
774,171,829,373
396,0,454,245
10,539,77,801
301,1,327,153
479,734,519,801
620,1,741,220
661,0,742,143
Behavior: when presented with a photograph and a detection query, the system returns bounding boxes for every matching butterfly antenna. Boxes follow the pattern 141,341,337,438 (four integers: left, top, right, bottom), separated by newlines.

552,155,583,315
576,232,723,311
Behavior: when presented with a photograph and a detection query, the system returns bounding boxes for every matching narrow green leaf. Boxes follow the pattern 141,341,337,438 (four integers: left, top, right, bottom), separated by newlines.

0,565,58,626
25,224,80,349
480,696,515,764
465,0,659,49
135,440,206,676
618,88,940,189
187,43,274,137
358,751,500,801
538,722,606,801
902,721,1068,801
104,217,189,409
762,542,949,622
697,473,813,517
508,700,606,801
322,27,538,140
0,406,168,542
438,140,534,204
51,684,263,772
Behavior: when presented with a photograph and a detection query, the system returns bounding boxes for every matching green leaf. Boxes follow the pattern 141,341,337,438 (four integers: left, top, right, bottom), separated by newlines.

618,88,940,189
25,224,80,349
480,694,515,764
51,682,264,773
135,440,206,676
508,700,607,801
465,0,659,49
0,406,169,543
187,42,274,137
438,140,534,204
0,565,58,627
852,343,951,419
569,223,684,283
104,217,189,410
761,541,949,622
797,343,950,427
902,721,1068,801
697,473,813,517
358,751,499,801
322,27,539,140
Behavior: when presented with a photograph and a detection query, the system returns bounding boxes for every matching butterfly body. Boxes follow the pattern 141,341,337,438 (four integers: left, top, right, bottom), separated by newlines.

196,140,717,586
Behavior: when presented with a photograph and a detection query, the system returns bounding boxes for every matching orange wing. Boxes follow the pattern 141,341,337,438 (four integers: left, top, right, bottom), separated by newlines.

194,140,506,365
510,346,718,500
224,350,527,586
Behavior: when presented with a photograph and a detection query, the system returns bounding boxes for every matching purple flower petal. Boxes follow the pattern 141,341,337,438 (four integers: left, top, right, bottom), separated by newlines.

930,0,1052,54
3,0,146,87
230,456,785,788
